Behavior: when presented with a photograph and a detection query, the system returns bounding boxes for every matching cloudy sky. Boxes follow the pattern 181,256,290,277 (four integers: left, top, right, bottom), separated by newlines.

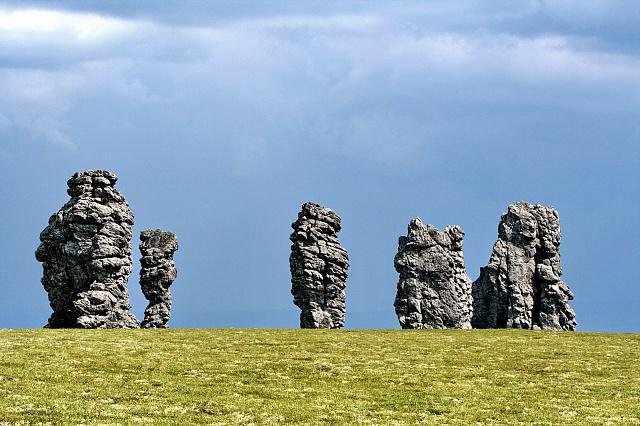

1,1,638,331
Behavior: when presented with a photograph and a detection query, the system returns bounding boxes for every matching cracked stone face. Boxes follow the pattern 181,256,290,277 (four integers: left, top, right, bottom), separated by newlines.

289,202,349,329
35,170,139,328
394,218,473,329
139,230,179,328
472,202,576,331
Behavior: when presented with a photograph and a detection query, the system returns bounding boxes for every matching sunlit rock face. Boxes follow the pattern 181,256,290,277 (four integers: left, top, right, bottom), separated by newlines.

35,170,139,328
472,202,576,331
290,202,349,329
394,218,473,329
139,230,179,328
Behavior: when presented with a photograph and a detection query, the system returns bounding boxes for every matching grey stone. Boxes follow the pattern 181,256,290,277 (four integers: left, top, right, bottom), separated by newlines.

35,170,139,328
472,202,576,331
394,218,473,329
139,230,179,328
290,202,349,328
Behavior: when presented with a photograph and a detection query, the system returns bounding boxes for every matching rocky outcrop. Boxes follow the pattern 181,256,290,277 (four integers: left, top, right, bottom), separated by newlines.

394,218,473,329
472,202,576,330
139,230,179,328
35,170,139,328
290,202,349,328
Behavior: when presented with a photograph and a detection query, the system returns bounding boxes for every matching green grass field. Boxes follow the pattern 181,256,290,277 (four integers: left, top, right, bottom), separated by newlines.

0,329,638,424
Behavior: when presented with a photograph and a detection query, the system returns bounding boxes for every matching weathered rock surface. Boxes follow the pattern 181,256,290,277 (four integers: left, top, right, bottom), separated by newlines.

394,218,473,329
35,170,139,328
139,230,179,328
290,202,349,328
472,202,576,330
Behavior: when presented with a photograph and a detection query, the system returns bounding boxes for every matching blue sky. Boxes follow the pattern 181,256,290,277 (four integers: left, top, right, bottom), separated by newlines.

0,1,638,331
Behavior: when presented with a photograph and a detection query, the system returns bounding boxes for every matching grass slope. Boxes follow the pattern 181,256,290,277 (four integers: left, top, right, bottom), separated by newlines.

0,329,638,424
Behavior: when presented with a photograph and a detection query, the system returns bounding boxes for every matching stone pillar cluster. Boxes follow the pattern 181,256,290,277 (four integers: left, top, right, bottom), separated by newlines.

471,202,576,331
389,203,575,331
394,218,473,329
35,172,575,331
289,202,349,329
35,170,139,328
36,170,179,329
139,230,179,328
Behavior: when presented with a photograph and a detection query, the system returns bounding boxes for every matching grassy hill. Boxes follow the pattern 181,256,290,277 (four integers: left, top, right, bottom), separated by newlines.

0,329,638,424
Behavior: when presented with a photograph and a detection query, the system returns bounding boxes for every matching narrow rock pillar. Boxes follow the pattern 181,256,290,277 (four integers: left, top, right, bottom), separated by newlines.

290,202,349,328
139,230,179,328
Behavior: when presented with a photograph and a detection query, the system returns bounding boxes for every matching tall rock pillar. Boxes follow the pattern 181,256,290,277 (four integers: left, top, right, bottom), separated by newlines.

394,218,473,329
289,202,349,329
472,202,576,330
35,170,139,328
